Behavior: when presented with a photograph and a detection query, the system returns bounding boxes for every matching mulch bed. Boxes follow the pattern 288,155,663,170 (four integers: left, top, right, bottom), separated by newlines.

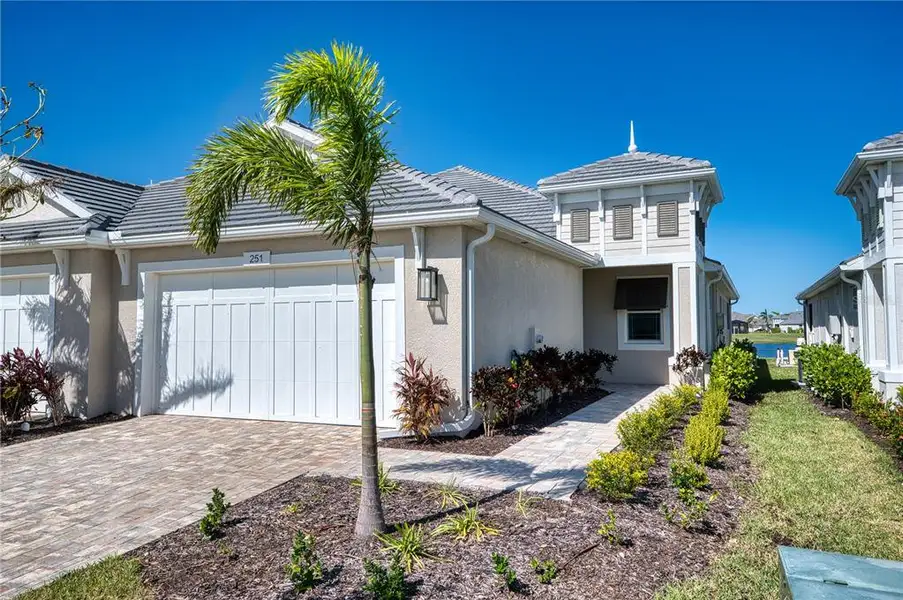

0,413,132,447
805,394,903,473
130,399,752,600
379,389,610,456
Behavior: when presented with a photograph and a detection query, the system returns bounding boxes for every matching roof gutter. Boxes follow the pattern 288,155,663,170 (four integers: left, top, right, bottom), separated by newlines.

538,168,720,196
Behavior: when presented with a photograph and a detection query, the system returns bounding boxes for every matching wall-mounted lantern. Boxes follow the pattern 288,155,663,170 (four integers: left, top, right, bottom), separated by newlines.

417,266,439,301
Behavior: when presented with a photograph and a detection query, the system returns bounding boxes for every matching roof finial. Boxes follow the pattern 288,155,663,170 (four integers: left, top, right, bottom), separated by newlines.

628,120,638,153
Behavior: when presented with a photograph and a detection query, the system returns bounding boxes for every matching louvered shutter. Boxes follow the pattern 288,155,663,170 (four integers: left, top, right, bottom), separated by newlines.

613,205,633,240
657,201,678,237
570,208,590,243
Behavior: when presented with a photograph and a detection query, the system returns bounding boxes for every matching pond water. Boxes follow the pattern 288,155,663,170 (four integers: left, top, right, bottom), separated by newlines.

753,342,798,359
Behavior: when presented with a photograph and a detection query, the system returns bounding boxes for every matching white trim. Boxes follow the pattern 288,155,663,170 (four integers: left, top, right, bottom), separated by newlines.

598,251,697,268
5,162,94,219
0,263,57,277
689,264,699,347
597,188,605,256
115,249,131,286
884,260,899,369
640,184,648,255
134,246,407,422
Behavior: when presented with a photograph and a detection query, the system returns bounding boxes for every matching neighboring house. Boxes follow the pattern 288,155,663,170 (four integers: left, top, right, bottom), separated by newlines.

731,319,749,334
0,121,738,429
797,131,903,400
777,311,804,333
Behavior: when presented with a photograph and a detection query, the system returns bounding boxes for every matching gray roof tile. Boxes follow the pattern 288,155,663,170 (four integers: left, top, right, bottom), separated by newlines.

17,158,144,227
539,151,712,187
862,131,903,151
0,214,107,242
434,166,555,236
116,165,478,237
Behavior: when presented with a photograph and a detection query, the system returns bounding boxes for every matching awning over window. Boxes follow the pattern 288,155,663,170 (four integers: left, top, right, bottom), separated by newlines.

614,277,668,310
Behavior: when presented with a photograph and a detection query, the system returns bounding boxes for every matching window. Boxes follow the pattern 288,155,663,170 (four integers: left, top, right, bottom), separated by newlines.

614,277,671,351
657,201,678,237
570,208,590,243
627,311,662,341
613,205,633,240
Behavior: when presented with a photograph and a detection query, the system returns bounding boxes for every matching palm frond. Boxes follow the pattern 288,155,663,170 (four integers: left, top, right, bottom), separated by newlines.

185,119,353,254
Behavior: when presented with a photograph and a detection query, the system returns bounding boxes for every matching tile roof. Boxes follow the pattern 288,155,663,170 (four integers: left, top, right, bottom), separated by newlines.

433,166,555,236
115,165,478,237
862,131,903,151
16,158,144,227
0,215,108,242
539,152,712,187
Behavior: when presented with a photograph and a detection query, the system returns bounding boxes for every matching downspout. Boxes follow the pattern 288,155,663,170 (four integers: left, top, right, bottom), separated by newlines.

434,223,496,436
705,268,724,351
840,269,863,359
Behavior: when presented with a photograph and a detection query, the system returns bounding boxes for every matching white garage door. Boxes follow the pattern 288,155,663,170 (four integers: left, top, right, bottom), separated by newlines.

0,276,50,356
155,263,399,426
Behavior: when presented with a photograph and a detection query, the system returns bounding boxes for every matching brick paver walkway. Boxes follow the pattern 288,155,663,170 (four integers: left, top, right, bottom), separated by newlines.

0,382,662,597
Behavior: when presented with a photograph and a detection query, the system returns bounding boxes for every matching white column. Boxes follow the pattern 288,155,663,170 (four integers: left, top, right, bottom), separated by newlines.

864,269,878,366
885,261,899,369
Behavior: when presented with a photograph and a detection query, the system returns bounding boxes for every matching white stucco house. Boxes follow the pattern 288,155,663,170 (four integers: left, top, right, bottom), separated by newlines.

0,121,738,431
797,131,903,399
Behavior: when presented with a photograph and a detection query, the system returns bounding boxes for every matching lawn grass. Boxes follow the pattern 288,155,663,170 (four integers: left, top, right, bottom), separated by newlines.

15,556,148,600
735,331,801,344
657,362,903,600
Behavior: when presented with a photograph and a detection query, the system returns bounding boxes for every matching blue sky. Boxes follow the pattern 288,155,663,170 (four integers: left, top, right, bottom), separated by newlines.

3,2,901,314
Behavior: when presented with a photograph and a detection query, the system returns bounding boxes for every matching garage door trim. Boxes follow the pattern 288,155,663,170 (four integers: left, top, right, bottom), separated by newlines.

0,263,58,359
134,247,406,420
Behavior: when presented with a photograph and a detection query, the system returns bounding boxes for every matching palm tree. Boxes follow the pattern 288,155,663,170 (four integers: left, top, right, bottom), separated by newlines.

757,309,780,330
185,43,397,537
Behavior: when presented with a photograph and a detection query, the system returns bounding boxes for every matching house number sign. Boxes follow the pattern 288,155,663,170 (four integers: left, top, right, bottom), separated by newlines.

243,251,271,265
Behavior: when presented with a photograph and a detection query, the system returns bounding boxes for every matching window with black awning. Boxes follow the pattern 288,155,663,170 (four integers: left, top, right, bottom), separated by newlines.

614,277,669,310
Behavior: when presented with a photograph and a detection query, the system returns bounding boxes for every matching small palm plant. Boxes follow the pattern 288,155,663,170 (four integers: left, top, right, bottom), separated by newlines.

187,43,398,537
432,505,499,542
375,523,437,573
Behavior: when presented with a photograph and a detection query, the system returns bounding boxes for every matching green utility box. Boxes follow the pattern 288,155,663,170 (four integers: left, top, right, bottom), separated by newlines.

778,546,903,599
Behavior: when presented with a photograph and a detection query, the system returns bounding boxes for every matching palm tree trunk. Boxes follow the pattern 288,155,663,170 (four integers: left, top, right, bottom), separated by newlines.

355,249,386,537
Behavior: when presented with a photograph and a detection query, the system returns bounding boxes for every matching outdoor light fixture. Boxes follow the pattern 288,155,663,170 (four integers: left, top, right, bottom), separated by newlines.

417,266,439,301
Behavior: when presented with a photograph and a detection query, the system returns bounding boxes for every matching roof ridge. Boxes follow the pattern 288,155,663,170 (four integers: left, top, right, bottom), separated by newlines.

17,157,145,190
144,175,189,187
447,165,545,198
392,164,478,205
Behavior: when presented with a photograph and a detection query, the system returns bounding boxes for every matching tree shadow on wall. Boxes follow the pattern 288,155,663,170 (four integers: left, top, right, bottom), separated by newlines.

25,285,233,417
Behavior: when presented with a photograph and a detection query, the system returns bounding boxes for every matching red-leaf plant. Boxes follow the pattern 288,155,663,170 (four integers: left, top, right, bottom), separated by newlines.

392,353,455,442
0,347,65,430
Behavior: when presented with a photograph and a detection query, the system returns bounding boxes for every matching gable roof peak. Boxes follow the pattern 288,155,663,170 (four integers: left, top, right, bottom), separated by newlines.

445,165,543,198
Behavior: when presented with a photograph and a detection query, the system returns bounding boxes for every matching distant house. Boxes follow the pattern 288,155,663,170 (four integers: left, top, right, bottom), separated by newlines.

797,131,903,400
732,319,749,334
778,312,804,332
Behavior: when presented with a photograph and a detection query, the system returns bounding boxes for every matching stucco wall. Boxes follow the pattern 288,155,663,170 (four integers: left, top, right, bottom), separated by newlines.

0,249,117,417
472,231,583,369
584,264,673,385
115,226,468,416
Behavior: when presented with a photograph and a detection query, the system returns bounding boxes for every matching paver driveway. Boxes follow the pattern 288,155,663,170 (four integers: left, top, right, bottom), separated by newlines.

0,417,361,598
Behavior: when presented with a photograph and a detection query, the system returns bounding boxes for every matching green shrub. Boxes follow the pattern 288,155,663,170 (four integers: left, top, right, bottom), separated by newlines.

853,390,903,459
198,488,230,540
669,450,709,490
530,558,559,584
797,344,872,408
710,345,757,399
651,392,685,426
597,509,625,546
472,364,519,436
616,407,669,455
730,337,757,357
673,384,702,412
700,384,730,423
661,490,718,529
585,450,651,499
363,556,408,600
490,553,518,591
683,414,724,466
432,505,499,542
285,531,323,592
375,523,436,573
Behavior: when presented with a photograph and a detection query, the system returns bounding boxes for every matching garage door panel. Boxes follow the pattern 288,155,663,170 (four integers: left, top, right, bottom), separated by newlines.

155,262,400,425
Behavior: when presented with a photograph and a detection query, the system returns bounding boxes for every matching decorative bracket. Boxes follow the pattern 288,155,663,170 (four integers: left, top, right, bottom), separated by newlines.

115,249,131,287
52,249,70,289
